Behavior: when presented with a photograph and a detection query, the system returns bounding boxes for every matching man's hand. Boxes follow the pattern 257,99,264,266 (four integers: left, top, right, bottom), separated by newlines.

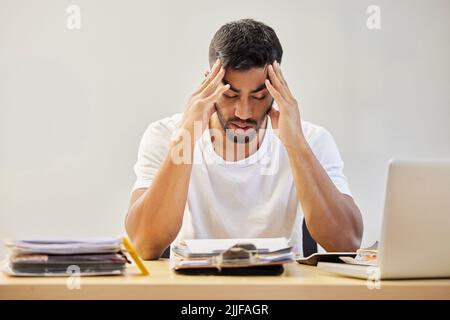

265,61,363,251
265,61,305,149
180,58,230,141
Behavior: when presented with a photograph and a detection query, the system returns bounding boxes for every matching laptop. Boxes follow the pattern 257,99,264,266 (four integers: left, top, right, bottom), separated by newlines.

317,159,450,280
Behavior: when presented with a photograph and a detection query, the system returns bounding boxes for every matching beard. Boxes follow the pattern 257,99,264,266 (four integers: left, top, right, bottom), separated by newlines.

215,99,274,144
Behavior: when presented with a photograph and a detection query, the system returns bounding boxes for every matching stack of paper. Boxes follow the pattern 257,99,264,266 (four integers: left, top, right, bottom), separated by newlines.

171,237,295,275
339,241,378,266
3,238,130,276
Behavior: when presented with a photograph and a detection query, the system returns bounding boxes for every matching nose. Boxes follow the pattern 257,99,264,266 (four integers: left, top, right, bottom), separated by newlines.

235,98,253,120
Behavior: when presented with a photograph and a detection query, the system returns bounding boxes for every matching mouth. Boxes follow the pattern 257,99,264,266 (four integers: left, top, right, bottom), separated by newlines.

228,121,256,135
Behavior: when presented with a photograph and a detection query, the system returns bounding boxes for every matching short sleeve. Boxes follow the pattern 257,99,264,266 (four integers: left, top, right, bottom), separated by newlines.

307,126,352,197
132,115,181,191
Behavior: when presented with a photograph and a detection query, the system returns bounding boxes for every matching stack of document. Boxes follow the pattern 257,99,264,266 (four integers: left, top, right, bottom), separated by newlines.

3,238,130,276
171,237,295,275
338,241,378,266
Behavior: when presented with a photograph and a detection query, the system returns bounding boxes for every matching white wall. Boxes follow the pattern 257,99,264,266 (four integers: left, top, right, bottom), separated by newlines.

1,0,449,258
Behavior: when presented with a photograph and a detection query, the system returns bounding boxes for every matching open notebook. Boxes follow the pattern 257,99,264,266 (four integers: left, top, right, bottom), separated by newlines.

171,237,295,275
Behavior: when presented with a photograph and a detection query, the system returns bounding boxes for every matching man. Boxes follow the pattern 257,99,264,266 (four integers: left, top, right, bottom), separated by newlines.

125,19,363,260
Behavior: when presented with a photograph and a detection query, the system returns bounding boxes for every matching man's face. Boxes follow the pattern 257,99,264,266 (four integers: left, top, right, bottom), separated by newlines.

215,66,274,144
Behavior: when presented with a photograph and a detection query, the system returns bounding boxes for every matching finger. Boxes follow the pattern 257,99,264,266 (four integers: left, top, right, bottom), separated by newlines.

273,61,286,86
265,79,286,106
268,64,289,99
202,67,226,97
275,60,294,99
194,59,221,95
208,58,221,77
204,69,210,77
200,69,210,84
194,61,219,95
205,83,230,102
204,84,229,120
267,66,289,100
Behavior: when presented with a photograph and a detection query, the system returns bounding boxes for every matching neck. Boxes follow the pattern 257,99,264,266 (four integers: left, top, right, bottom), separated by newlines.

209,114,268,161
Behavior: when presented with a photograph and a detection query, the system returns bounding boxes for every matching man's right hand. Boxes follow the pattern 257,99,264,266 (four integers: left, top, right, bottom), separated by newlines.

180,58,229,141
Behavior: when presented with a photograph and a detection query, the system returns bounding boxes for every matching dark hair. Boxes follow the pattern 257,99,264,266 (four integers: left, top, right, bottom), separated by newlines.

209,19,283,70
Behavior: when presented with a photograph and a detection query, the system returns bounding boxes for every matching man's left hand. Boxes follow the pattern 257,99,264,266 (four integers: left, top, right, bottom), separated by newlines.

265,61,305,149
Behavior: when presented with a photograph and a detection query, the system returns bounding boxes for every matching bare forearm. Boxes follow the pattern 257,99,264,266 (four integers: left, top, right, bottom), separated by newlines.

263,61,362,251
126,141,194,259
126,60,229,259
286,140,363,252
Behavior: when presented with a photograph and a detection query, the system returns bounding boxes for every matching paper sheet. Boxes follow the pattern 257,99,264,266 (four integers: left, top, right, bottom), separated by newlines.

182,237,290,254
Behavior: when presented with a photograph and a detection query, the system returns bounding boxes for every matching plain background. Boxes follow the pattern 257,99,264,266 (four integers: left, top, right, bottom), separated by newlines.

1,0,449,259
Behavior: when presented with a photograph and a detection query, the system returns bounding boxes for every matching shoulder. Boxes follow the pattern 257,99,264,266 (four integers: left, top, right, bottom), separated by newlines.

140,113,183,142
301,120,334,145
300,120,343,163
136,113,184,155
144,113,183,135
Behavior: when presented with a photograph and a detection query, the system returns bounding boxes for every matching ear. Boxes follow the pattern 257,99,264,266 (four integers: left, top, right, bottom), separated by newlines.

268,106,280,137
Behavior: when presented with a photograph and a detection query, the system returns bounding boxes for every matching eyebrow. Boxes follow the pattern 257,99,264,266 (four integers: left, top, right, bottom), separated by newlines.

222,80,267,94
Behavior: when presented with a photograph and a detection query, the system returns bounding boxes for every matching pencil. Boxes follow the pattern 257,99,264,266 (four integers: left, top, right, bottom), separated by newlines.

122,236,150,276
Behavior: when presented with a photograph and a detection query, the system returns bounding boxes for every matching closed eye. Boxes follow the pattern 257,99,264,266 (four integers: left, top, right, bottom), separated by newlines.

223,93,239,99
251,88,268,100
252,95,267,100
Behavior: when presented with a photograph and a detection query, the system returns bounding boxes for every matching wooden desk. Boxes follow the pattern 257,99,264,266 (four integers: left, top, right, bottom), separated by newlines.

1,260,449,299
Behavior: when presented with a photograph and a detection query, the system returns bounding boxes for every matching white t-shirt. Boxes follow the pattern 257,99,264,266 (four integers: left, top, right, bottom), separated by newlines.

132,113,352,256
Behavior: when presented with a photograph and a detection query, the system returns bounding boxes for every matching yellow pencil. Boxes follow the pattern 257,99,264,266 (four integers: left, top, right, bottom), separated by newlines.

122,236,150,276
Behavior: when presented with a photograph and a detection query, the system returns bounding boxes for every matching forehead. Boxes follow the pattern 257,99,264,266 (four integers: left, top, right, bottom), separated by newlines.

223,66,268,92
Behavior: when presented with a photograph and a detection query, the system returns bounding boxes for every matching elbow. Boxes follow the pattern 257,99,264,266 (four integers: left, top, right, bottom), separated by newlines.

124,212,162,260
139,250,162,261
125,220,174,260
326,234,361,253
345,233,362,252
342,199,364,252
325,207,364,252
343,215,364,252
131,236,164,261
352,208,364,249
